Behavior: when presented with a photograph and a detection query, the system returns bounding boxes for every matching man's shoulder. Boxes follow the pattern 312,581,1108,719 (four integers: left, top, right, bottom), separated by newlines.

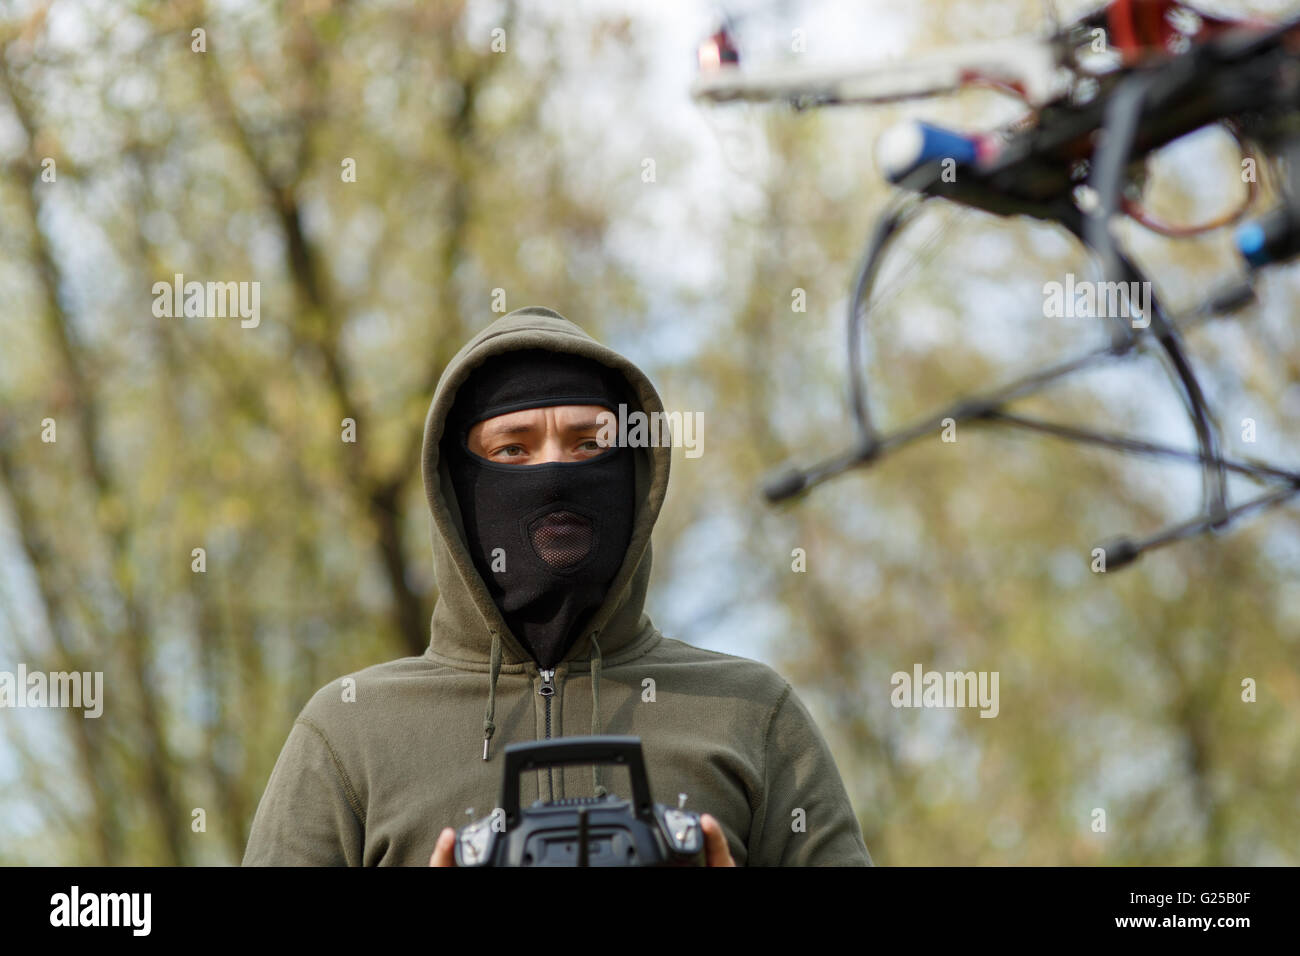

639,635,792,702
293,653,437,738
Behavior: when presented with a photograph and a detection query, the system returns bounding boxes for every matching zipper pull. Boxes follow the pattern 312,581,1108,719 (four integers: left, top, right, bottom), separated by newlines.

538,669,555,697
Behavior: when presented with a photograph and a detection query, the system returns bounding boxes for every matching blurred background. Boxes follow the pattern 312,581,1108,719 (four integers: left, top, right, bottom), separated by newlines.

1,0,1298,865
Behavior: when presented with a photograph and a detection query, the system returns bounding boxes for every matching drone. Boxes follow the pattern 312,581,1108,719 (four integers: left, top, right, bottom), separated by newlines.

692,0,1300,569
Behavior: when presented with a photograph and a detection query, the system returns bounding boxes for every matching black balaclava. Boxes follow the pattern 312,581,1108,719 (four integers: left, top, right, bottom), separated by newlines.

443,349,636,669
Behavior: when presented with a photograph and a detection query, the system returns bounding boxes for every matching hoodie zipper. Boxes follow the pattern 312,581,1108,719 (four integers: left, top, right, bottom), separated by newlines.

539,668,556,799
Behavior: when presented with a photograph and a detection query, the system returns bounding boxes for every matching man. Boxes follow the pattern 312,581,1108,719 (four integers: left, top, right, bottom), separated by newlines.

242,306,872,866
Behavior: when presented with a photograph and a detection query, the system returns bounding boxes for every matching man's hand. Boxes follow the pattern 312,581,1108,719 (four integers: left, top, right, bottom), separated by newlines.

429,814,736,867
430,827,456,866
701,813,736,867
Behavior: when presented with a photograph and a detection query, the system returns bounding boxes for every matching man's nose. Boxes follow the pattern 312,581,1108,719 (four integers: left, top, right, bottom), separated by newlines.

532,435,573,464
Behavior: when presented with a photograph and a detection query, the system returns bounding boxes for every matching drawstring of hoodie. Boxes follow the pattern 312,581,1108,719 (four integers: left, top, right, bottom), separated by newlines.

480,625,607,800
589,629,606,798
482,628,502,760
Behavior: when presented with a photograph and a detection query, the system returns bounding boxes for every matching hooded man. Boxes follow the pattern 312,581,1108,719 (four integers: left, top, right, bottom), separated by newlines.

242,306,872,866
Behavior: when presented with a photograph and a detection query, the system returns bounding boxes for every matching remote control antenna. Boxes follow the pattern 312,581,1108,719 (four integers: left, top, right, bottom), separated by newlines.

576,807,590,867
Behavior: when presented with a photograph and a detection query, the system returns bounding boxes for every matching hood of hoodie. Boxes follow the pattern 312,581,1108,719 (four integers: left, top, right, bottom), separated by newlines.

421,306,671,674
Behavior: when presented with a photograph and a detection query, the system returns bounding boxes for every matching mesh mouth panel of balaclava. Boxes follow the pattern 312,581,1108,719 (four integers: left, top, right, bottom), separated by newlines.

442,349,636,668
529,510,596,569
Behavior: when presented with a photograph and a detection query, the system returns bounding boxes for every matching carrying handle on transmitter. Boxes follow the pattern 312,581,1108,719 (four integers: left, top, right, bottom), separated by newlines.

500,735,654,820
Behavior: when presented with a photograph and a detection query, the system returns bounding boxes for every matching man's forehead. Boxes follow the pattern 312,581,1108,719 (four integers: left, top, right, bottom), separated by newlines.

476,404,614,433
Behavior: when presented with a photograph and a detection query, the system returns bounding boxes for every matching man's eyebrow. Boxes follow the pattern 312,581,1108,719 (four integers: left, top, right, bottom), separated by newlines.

561,417,611,432
480,421,538,439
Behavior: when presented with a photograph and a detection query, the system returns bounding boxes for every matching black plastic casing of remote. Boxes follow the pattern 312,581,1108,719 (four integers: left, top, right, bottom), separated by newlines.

453,736,706,867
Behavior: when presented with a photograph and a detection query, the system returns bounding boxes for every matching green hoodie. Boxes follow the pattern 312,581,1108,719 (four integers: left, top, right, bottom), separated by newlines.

242,307,872,866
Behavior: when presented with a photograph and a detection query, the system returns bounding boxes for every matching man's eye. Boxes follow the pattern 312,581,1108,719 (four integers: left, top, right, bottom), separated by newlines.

496,445,526,458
